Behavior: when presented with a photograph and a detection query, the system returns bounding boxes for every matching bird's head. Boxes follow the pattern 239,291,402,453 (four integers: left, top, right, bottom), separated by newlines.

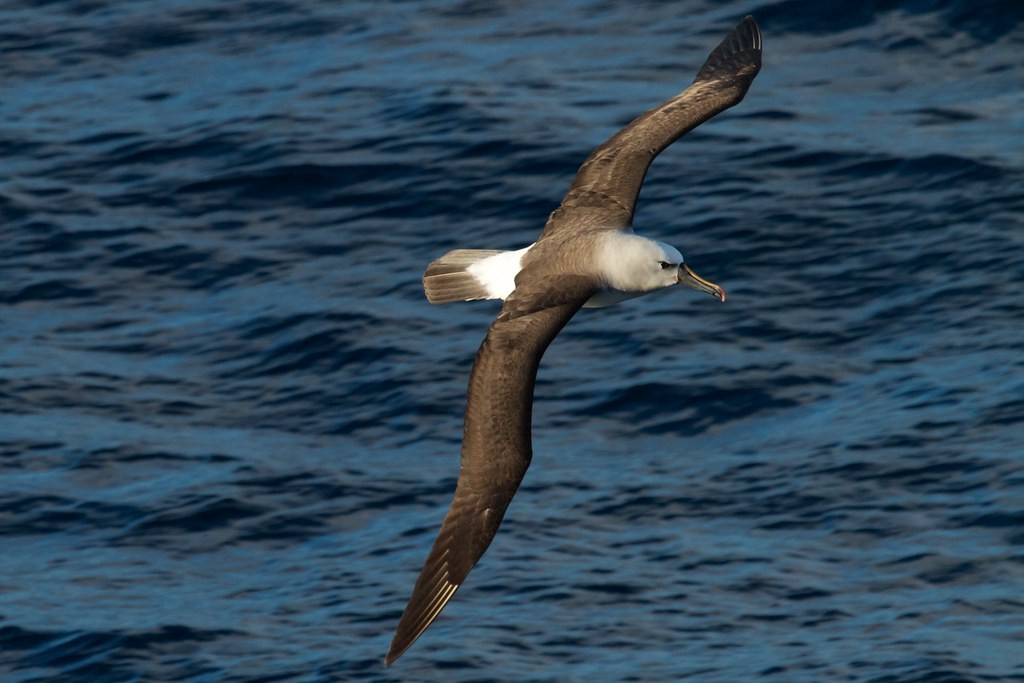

603,235,724,301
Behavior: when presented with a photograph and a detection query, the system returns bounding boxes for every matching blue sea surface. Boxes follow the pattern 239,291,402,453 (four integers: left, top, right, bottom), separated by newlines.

2,1,1022,681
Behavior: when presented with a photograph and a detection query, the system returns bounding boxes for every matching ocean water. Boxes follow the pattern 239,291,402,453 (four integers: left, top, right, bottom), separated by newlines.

2,1,1022,681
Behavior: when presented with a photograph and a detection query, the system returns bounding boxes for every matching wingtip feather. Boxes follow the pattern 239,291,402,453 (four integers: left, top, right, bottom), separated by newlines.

694,15,762,84
385,578,460,666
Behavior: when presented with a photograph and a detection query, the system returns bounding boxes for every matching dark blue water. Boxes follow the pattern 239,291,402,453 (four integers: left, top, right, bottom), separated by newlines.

2,1,1022,681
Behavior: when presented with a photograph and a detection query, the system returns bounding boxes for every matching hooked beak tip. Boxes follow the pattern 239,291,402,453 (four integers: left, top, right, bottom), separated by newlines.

679,263,725,303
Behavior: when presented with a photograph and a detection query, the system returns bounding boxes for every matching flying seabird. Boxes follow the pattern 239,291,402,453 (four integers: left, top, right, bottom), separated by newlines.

386,16,762,665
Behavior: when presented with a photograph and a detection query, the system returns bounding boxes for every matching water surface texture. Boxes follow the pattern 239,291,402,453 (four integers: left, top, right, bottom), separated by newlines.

2,1,1022,681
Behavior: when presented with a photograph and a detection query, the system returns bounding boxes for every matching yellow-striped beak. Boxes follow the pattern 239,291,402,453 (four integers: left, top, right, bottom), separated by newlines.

678,263,725,302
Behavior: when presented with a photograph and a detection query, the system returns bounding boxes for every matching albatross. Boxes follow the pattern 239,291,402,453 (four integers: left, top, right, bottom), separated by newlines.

386,16,762,665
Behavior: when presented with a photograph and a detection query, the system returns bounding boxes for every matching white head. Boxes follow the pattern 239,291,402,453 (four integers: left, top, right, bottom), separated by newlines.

595,232,725,301
597,233,683,293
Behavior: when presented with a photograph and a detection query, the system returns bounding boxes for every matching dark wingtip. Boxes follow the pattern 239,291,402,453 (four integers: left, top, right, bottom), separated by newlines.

384,627,412,667
694,15,762,83
384,576,456,667
384,524,468,666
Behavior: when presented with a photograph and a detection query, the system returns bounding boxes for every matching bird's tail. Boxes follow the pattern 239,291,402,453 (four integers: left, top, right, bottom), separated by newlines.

422,249,507,304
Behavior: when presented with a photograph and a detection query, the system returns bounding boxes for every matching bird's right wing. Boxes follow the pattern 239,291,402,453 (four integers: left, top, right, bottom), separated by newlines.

541,16,762,237
385,274,598,666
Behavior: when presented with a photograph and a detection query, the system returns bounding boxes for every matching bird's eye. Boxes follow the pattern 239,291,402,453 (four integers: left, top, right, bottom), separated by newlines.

658,261,674,270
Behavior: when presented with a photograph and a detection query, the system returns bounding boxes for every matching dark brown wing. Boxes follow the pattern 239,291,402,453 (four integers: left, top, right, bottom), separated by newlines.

541,16,762,237
385,275,598,666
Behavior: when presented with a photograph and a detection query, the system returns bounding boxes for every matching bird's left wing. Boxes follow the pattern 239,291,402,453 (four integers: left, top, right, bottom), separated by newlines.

541,15,762,237
386,274,598,666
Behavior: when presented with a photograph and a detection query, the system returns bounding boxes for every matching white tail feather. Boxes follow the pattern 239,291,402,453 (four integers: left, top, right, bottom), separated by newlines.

422,249,507,304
